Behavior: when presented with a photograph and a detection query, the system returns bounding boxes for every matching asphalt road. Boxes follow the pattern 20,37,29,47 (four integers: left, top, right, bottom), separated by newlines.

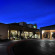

0,39,55,55
0,40,18,55
12,39,55,55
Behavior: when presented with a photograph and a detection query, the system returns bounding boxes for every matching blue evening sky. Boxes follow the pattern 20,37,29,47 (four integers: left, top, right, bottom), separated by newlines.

0,0,55,29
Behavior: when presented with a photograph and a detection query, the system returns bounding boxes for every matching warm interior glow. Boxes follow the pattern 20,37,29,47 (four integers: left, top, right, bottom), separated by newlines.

24,32,29,38
10,30,17,40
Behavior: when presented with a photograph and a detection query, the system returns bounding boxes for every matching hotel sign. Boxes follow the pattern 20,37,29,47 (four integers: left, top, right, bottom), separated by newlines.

33,26,36,28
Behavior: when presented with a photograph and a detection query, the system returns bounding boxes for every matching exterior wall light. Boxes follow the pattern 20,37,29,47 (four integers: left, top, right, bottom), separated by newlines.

42,30,44,34
51,32,53,35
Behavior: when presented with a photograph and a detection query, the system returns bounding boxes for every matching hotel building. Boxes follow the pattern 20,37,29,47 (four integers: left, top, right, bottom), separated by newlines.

0,22,40,40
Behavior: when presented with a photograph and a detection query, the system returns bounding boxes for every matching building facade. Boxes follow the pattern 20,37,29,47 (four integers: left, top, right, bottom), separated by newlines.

1,22,55,40
0,22,40,40
8,23,40,40
0,23,8,39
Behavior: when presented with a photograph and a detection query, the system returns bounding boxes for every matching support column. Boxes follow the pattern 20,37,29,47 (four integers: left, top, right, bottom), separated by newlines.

17,30,18,38
50,32,52,40
24,31,25,38
9,30,11,40
28,32,30,38
48,33,49,39
42,30,44,39
42,34,44,39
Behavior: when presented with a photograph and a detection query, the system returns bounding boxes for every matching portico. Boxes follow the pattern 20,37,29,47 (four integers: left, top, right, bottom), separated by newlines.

42,30,55,40
40,25,55,40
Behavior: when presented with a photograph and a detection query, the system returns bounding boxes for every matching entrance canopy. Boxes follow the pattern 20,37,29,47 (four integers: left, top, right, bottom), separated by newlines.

42,30,55,40
40,25,55,40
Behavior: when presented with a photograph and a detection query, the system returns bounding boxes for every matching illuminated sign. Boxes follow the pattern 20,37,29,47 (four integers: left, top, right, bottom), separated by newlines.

33,26,36,28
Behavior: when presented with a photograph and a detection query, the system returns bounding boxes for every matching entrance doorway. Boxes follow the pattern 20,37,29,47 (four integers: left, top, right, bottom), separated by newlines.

43,32,50,39
52,32,55,39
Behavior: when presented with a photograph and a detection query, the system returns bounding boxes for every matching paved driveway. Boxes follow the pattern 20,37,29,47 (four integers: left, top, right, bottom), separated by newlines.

0,40,18,55
11,40,55,55
0,39,55,55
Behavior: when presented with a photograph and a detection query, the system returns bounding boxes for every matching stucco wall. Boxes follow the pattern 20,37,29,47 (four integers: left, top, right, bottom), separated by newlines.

0,24,8,39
